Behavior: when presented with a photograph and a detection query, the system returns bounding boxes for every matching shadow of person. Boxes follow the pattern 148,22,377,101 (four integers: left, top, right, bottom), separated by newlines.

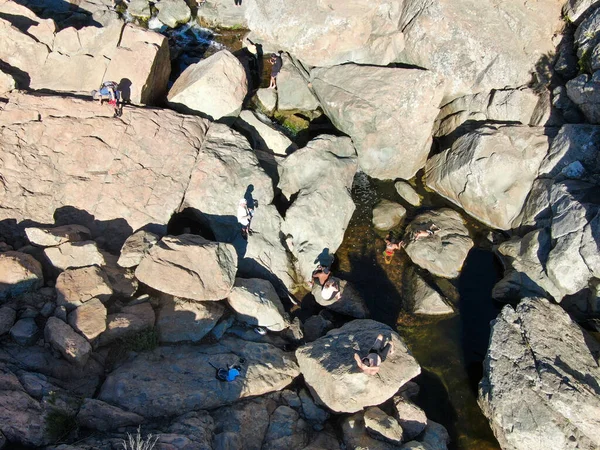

244,184,255,209
118,78,132,104
314,248,334,268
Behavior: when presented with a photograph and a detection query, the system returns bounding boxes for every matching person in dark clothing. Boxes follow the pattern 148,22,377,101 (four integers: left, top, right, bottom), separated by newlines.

269,52,283,89
234,0,242,5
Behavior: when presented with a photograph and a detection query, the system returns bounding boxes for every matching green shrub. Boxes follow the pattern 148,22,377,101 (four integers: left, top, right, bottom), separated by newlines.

45,410,76,442
122,328,159,353
578,50,592,74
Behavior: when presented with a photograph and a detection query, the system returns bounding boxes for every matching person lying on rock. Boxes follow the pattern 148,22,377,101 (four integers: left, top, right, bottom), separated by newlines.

354,334,394,375
269,52,283,89
384,223,441,263
408,223,441,241
320,277,342,302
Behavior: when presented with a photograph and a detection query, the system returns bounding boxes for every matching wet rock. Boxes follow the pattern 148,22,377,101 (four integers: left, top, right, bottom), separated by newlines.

99,338,299,417
341,412,399,450
156,295,224,343
168,50,247,120
256,88,277,114
135,234,237,301
426,124,551,230
403,267,454,315
228,278,288,331
395,181,422,207
68,299,107,341
372,200,407,231
311,65,444,180
211,398,271,450
566,73,600,124
97,302,155,347
403,209,473,279
44,241,105,272
77,398,144,432
55,266,113,311
44,317,92,366
10,318,39,346
0,307,16,336
263,405,310,450
277,55,320,112
394,396,428,441
236,110,296,156
364,406,404,445
25,225,91,247
312,279,369,319
0,251,43,300
117,230,160,268
155,0,191,28
296,319,420,413
479,298,600,450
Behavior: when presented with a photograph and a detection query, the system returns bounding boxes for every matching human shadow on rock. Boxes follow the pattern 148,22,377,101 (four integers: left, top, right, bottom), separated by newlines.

10,0,102,29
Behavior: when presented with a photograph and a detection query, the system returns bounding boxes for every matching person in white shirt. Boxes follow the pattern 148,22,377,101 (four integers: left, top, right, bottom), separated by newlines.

237,199,253,239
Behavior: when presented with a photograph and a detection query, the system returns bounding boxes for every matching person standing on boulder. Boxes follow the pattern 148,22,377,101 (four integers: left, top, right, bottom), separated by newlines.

354,334,394,375
237,198,254,239
268,52,283,89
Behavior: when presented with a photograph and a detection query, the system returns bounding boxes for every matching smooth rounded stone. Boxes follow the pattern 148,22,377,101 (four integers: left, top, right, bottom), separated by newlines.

403,267,454,315
10,318,39,346
212,398,272,450
277,55,320,112
395,181,421,207
127,0,151,18
311,279,369,319
263,405,310,450
236,110,296,156
0,251,43,300
97,302,156,347
98,337,300,418
76,398,144,432
479,298,600,450
0,70,15,95
196,0,248,28
117,230,160,268
403,209,473,279
341,412,399,450
299,388,330,426
420,420,450,450
296,319,420,413
311,65,444,180
44,241,105,272
394,396,427,441
372,200,407,231
303,314,333,343
425,124,551,230
156,295,224,343
168,50,247,120
364,406,404,445
0,307,17,336
155,0,191,28
136,234,237,301
246,0,404,67
227,278,288,331
256,88,277,114
24,225,91,247
44,317,92,366
40,302,55,318
55,266,113,311
68,299,107,341
566,73,600,124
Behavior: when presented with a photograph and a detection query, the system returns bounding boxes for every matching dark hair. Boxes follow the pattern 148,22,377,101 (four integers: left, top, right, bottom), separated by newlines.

362,357,371,366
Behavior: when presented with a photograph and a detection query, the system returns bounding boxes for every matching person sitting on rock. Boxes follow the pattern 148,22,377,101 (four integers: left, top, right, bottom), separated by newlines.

383,231,403,264
308,264,331,287
268,52,283,89
320,277,342,302
354,334,394,376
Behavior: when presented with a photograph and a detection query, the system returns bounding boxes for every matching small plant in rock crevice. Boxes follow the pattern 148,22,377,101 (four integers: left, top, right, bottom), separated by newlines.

121,328,160,353
120,426,159,450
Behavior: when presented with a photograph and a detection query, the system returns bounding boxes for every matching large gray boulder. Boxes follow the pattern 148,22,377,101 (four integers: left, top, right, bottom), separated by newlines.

211,398,271,450
403,267,454,315
168,50,247,120
295,320,420,413
400,0,563,99
155,0,191,28
228,278,288,331
311,65,444,180
44,317,92,366
403,209,473,279
117,230,160,268
394,396,428,441
479,298,600,450
566,73,600,124
341,412,400,450
364,406,404,445
135,234,237,301
263,405,310,450
99,338,300,417
0,251,43,300
245,0,405,67
426,125,551,230
563,0,600,22
372,200,407,231
196,0,248,28
236,110,296,156
156,295,224,343
277,55,320,112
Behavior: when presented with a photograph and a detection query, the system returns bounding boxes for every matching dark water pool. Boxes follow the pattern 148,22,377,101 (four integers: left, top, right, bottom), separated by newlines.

334,172,503,450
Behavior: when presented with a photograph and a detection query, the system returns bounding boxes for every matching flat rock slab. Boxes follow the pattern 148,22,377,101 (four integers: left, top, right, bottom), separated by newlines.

55,265,113,310
76,398,144,432
0,251,43,300
97,302,156,347
44,317,92,366
99,338,300,417
25,224,91,247
156,295,224,343
403,209,473,279
228,278,288,331
68,298,107,341
296,319,420,413
44,241,105,272
135,234,237,301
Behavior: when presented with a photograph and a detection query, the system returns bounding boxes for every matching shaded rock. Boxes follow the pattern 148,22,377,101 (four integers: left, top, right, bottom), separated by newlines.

156,295,224,343
212,397,271,450
228,278,288,331
236,110,296,156
0,430,5,448
196,0,248,28
0,251,43,300
299,388,329,426
25,225,91,247
155,0,191,28
54,306,67,322
372,200,407,231
364,406,404,445
394,396,428,441
341,412,399,450
479,298,600,450
420,420,450,450
44,241,105,272
117,230,160,268
303,314,333,343
135,234,237,301
256,87,277,114
165,410,215,448
311,65,444,180
68,299,107,341
303,424,341,449
100,252,138,299
55,266,113,311
44,317,92,366
403,209,473,279
277,55,320,112
168,50,247,120
566,72,600,124
0,307,16,336
10,318,39,346
97,301,155,347
312,279,369,319
210,314,235,341
403,267,454,315
425,124,552,230
296,319,420,413
99,338,300,417
246,0,405,67
77,398,144,432
263,405,310,450
395,181,421,207
563,0,600,22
